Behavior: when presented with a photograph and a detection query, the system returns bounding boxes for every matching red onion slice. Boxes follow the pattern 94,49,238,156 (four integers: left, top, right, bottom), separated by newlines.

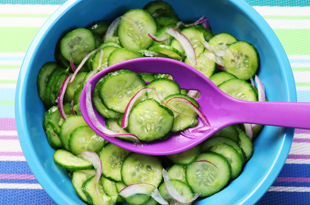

121,88,161,129
85,48,104,83
85,82,140,143
118,183,168,205
78,151,102,196
244,123,253,140
70,48,100,83
177,16,208,28
148,33,169,42
104,16,121,43
163,169,200,204
194,160,218,169
187,90,200,99
202,19,211,30
255,75,265,102
56,74,72,120
200,40,227,57
200,52,224,67
165,27,197,66
70,58,76,72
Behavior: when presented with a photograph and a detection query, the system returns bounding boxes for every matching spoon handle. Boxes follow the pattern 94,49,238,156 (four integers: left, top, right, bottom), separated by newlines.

233,100,310,129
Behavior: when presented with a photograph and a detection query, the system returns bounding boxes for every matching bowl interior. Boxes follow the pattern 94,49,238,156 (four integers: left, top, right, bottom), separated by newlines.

15,0,295,204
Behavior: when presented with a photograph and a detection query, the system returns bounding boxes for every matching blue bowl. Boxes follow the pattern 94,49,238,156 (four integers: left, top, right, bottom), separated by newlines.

15,0,295,204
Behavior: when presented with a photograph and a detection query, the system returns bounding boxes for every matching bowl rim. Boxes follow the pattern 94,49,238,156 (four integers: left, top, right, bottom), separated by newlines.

15,0,296,204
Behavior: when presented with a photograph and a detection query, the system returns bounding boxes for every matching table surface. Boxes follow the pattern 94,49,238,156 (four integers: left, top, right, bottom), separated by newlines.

1,0,310,204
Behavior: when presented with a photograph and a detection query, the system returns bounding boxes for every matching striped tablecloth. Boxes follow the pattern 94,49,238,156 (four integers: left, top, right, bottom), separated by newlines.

0,0,309,204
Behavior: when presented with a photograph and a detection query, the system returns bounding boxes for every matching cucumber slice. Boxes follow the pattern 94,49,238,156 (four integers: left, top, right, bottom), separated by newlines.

121,153,163,187
59,115,87,151
211,125,240,143
99,143,131,182
101,177,120,203
167,164,187,184
72,83,84,115
209,143,243,179
53,149,92,170
148,45,184,60
82,176,112,205
105,118,128,134
99,69,145,113
60,28,96,64
64,72,87,103
208,32,238,50
164,94,199,132
115,182,150,205
218,78,258,101
146,78,180,101
186,152,231,197
72,170,95,202
223,41,259,80
44,69,64,108
166,145,201,165
236,126,253,161
128,99,174,142
107,48,143,66
143,1,174,15
139,72,156,82
91,46,118,70
118,9,157,51
45,123,63,149
37,62,59,102
69,126,106,155
209,71,237,86
87,20,110,36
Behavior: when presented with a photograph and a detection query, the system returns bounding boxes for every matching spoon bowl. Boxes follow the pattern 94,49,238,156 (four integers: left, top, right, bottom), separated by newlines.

80,57,310,155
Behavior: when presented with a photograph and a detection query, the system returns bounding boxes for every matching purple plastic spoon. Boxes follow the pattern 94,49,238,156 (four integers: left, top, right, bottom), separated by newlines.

80,57,309,155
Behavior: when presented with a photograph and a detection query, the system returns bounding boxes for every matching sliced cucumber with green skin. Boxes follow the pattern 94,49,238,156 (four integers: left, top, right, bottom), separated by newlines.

37,62,59,102
64,72,87,103
91,46,118,70
166,145,201,165
184,50,216,78
121,153,163,187
87,20,110,36
105,118,128,134
159,179,194,204
223,41,259,80
55,39,70,68
60,28,96,64
99,143,131,182
146,78,180,101
128,99,174,142
218,78,258,101
93,79,121,119
99,41,122,49
72,83,84,115
152,26,175,46
115,181,150,205
155,16,179,28
148,45,184,60
99,69,145,113
45,123,63,149
164,94,199,132
101,177,120,203
236,126,253,161
143,1,174,16
192,25,214,41
209,71,237,86
72,170,95,202
59,115,87,151
211,125,240,143
167,164,187,184
53,149,93,170
186,152,231,197
139,72,156,82
201,136,246,163
82,176,112,205
208,32,238,50
43,104,72,131
50,71,69,106
209,143,243,180
118,9,157,51
107,48,143,66
44,69,64,108
69,126,106,155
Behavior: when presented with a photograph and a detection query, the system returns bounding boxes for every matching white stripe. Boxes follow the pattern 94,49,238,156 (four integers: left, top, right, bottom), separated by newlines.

0,156,26,161
0,69,20,81
265,19,310,29
293,71,310,83
0,183,42,189
285,158,310,164
0,140,22,152
289,55,310,60
294,133,310,139
296,86,310,91
289,142,310,155
0,17,48,27
0,53,25,58
0,131,18,136
291,63,310,68
268,186,310,192
0,84,16,89
254,6,310,17
0,4,60,15
0,61,23,66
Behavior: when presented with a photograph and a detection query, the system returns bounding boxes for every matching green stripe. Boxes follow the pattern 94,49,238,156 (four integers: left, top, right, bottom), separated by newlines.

0,80,17,84
263,16,310,20
0,101,14,105
273,29,310,56
0,14,51,18
0,65,21,69
292,67,310,72
0,27,40,53
296,82,310,87
245,0,310,7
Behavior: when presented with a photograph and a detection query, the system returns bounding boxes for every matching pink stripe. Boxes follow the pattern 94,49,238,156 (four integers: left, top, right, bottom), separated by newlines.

0,174,36,180
0,136,19,140
0,152,24,156
276,177,310,183
0,118,16,130
295,129,310,134
287,154,310,159
293,138,310,143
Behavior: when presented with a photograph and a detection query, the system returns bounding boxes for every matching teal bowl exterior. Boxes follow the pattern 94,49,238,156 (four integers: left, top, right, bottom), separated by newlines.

15,0,295,204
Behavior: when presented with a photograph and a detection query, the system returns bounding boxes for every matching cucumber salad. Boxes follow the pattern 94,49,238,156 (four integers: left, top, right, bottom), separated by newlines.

37,1,266,204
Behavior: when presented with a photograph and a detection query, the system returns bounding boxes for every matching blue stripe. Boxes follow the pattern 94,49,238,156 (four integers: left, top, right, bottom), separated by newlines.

297,90,310,102
0,161,33,175
245,0,310,7
0,89,15,102
0,57,24,62
0,0,66,4
0,105,15,118
273,181,310,187
258,191,310,204
0,189,56,204
290,59,310,64
278,164,310,178
0,179,38,184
